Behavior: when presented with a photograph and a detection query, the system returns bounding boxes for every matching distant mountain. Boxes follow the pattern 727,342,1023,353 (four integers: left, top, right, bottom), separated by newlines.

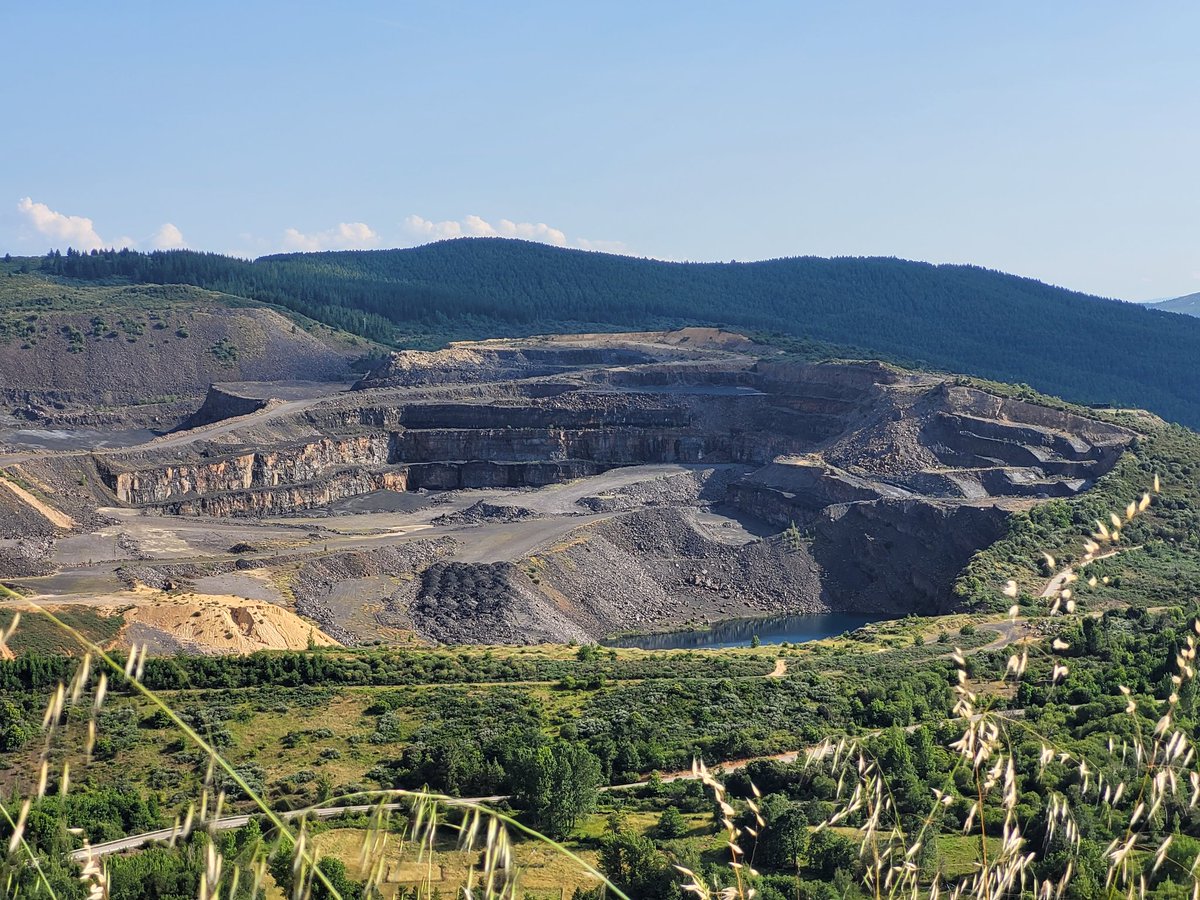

1146,291,1200,317
12,239,1200,427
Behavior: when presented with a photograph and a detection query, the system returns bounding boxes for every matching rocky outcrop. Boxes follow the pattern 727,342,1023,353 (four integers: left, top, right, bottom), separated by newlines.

391,427,713,466
156,469,409,516
174,385,270,431
402,459,604,491
811,499,1013,613
100,435,391,505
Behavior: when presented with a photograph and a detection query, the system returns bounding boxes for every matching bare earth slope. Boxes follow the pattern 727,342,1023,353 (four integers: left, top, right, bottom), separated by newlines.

0,328,1137,650
0,275,369,428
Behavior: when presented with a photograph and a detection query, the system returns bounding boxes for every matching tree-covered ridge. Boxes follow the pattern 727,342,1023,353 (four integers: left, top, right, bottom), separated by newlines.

13,239,1200,427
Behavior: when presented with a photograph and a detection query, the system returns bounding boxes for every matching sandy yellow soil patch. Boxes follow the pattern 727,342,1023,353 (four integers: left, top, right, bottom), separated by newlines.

0,473,76,529
101,586,338,654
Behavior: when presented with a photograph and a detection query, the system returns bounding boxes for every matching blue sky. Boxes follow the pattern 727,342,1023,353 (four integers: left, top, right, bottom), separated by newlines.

2,1,1196,300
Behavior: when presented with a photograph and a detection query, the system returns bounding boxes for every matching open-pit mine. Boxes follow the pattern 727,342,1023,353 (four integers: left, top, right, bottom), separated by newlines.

0,328,1136,652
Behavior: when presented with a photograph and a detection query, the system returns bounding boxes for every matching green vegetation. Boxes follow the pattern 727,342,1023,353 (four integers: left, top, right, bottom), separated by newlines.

0,608,124,656
957,421,1200,612
16,240,1200,426
0,580,1199,898
0,617,986,897
511,740,603,838
4,245,1200,895
0,270,370,362
210,337,239,363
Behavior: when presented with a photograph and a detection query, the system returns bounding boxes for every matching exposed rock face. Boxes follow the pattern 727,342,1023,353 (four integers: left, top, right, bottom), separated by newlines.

49,331,1138,641
159,469,409,516
811,499,1012,613
726,381,1133,529
98,435,392,505
174,385,270,431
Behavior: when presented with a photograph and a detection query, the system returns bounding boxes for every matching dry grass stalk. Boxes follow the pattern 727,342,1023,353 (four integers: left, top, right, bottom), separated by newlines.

683,480,1184,900
0,603,629,900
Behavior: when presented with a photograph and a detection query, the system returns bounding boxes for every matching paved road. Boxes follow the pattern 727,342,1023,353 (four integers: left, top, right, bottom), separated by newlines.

975,620,1024,653
70,804,387,860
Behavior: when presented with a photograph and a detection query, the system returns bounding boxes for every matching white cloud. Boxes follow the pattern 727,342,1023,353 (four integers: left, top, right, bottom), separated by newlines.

282,222,379,252
404,214,627,254
17,197,105,251
403,214,466,241
576,237,633,254
13,199,631,259
16,197,185,252
405,214,568,243
463,216,568,246
150,222,187,250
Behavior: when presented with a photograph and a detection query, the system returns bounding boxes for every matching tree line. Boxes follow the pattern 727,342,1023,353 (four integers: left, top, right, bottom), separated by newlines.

16,238,1200,427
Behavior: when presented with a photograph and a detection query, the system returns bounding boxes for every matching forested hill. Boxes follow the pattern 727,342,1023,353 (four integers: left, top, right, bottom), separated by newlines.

18,239,1200,427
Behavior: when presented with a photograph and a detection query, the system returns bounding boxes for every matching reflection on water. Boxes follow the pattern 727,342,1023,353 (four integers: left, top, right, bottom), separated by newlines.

604,613,879,651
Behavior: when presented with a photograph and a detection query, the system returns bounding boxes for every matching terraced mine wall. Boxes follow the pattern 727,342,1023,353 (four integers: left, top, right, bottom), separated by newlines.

122,458,610,516
98,417,828,516
160,469,409,516
96,369,876,515
726,462,905,527
45,342,1154,640
7,329,1162,643
98,435,391,505
94,360,1138,603
401,459,603,491
727,382,1136,529
390,427,713,465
